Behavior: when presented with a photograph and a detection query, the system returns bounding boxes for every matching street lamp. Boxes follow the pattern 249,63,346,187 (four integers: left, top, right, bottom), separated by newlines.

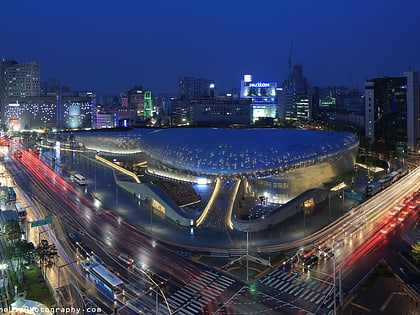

56,260,77,306
38,227,52,246
246,228,249,282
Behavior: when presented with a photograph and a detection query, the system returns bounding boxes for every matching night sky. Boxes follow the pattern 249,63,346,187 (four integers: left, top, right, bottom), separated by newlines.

1,0,419,96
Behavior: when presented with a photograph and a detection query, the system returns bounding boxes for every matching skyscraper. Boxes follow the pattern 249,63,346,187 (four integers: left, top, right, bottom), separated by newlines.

278,64,310,120
1,60,40,125
406,71,420,152
178,76,214,101
364,76,407,147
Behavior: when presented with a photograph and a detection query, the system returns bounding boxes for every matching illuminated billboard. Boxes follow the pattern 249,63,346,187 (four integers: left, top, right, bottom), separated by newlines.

240,77,278,122
241,82,277,98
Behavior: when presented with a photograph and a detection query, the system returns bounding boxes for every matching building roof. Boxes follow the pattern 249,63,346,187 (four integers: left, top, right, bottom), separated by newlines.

138,128,359,177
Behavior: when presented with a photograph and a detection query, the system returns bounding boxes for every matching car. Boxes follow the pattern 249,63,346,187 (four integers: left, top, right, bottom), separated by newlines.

303,255,319,270
315,241,327,251
78,244,93,259
302,249,314,259
333,237,344,248
118,253,134,265
320,246,332,258
68,232,83,247
388,208,398,216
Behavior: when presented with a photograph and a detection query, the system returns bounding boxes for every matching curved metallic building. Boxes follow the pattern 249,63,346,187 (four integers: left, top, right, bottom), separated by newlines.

138,128,358,179
70,128,359,229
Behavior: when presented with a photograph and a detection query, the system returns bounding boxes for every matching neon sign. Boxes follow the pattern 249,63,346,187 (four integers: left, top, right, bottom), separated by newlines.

248,82,270,88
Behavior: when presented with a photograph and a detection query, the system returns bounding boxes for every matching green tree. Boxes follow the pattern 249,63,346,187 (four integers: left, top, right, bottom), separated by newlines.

5,240,36,284
5,240,36,267
411,241,420,266
3,219,22,244
36,239,58,272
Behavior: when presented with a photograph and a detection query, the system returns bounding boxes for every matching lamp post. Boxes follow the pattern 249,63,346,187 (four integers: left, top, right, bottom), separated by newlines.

246,229,249,282
56,260,77,306
23,205,35,240
148,195,153,233
38,228,52,246
330,255,342,314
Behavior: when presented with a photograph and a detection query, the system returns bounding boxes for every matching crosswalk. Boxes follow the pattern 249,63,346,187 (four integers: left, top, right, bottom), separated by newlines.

259,268,334,308
158,270,236,315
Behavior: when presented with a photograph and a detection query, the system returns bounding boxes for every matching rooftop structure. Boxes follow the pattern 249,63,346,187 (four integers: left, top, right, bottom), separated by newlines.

137,128,359,178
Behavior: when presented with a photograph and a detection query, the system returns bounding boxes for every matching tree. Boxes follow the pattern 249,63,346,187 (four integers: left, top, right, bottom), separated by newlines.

3,219,22,244
5,240,36,268
36,239,58,270
411,241,420,266
5,240,36,284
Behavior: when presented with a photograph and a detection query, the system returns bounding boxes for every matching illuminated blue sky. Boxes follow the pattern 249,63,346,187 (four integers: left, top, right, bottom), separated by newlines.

1,0,419,95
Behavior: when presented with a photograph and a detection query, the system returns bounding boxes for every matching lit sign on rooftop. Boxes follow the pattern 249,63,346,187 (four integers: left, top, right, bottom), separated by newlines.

248,82,271,88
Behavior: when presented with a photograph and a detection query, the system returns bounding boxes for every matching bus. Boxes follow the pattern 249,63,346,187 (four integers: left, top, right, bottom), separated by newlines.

73,174,86,186
8,187,17,202
81,260,123,299
15,203,27,221
365,181,382,196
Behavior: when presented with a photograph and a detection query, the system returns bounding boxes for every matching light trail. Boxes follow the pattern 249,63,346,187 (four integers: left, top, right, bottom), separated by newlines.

196,177,221,227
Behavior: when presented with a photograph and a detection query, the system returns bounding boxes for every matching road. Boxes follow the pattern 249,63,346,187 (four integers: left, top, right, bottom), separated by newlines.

4,144,420,314
7,148,247,314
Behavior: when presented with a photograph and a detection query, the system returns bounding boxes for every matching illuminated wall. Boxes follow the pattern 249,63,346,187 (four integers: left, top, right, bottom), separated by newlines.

4,94,94,131
62,100,94,130
240,75,278,122
144,90,153,119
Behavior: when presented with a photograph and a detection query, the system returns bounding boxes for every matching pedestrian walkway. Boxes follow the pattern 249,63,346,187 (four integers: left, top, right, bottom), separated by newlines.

158,269,236,315
259,268,335,310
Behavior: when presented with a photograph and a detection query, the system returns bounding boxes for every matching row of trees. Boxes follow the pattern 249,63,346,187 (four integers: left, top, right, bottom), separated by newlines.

2,219,58,284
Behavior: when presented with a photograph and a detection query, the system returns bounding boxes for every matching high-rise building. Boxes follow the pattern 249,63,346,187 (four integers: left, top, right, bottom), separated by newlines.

364,76,407,147
178,77,195,101
406,71,420,152
127,86,144,120
278,64,310,120
178,76,214,101
1,60,40,124
143,90,153,119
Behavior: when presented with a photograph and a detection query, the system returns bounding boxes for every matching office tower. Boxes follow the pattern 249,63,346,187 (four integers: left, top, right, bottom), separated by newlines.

405,71,420,152
127,86,144,121
1,60,40,124
178,77,214,101
278,64,310,120
178,77,195,101
364,76,407,147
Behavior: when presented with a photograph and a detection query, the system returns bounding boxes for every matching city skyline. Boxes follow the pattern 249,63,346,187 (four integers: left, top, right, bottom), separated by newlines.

1,1,420,95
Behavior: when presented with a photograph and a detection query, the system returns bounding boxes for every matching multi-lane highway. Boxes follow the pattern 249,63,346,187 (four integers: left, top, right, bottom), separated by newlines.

4,144,420,314
7,148,248,314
